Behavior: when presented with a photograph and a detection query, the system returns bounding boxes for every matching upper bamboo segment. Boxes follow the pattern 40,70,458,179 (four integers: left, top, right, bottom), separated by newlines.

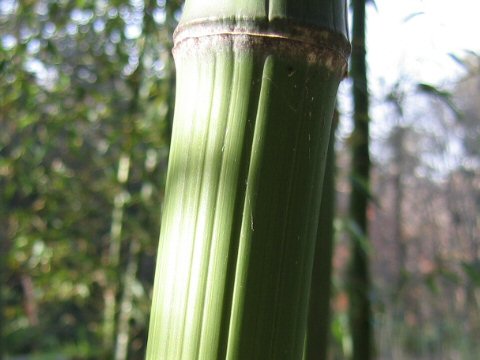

175,0,350,74
181,0,349,39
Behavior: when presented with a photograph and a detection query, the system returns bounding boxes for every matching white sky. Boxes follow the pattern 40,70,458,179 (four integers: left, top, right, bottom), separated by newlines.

337,0,480,170
367,0,480,86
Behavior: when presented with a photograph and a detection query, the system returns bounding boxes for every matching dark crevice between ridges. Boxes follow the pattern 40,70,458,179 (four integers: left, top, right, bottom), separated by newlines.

215,54,265,360
304,108,338,360
288,67,324,359
269,59,307,358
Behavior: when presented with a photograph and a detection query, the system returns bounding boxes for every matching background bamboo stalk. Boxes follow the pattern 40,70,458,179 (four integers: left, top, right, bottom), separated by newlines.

348,0,373,359
114,239,141,360
103,153,130,352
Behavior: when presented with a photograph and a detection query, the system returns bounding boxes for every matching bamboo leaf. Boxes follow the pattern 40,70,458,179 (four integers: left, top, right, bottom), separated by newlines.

417,82,463,119
346,219,371,256
403,12,424,23
448,52,468,69
349,174,378,207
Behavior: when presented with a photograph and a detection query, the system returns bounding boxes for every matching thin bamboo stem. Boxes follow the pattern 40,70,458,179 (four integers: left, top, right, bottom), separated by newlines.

114,239,141,360
103,153,130,352
349,0,373,359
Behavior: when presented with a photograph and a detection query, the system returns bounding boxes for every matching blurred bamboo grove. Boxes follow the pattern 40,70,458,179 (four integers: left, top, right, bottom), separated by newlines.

1,0,479,359
1,0,182,358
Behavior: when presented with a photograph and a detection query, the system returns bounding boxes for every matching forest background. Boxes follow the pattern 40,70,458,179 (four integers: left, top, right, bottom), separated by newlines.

1,0,479,359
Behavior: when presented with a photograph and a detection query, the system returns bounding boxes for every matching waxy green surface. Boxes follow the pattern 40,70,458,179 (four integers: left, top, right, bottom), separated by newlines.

147,1,348,358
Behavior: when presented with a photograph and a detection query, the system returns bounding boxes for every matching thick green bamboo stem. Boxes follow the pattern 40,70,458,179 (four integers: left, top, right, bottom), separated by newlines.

147,1,349,359
305,110,338,360
348,0,372,359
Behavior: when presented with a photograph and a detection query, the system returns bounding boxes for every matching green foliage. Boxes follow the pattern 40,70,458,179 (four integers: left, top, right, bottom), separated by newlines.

2,1,479,359
462,261,480,287
1,0,181,357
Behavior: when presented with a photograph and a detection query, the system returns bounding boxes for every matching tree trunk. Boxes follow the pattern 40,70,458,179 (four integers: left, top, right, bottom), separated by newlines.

147,1,350,358
348,0,373,359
